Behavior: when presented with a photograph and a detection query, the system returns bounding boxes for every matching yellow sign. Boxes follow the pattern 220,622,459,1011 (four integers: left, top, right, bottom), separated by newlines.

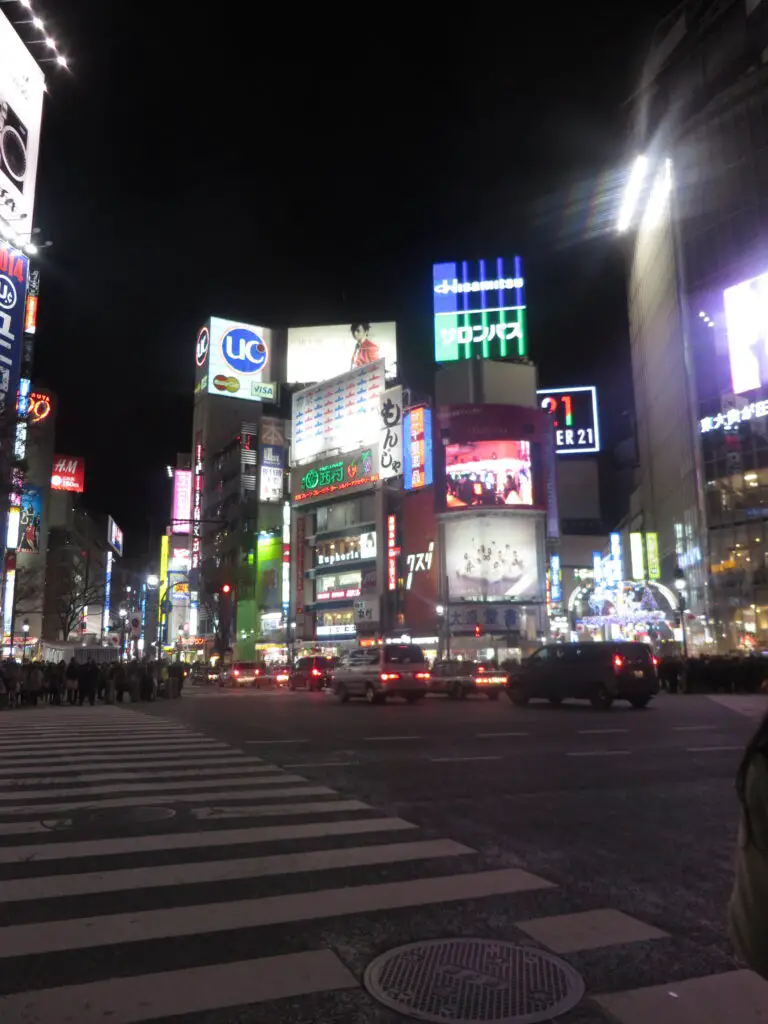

646,532,661,580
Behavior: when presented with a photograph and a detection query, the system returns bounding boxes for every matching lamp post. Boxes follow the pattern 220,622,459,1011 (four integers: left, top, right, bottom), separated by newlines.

673,568,689,660
119,607,128,661
21,619,29,661
436,604,449,660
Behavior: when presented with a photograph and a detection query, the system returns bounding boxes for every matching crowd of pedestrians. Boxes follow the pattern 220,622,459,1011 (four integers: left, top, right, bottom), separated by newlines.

0,657,185,708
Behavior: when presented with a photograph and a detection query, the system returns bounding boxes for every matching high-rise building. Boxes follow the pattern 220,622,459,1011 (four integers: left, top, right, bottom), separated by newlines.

620,0,768,651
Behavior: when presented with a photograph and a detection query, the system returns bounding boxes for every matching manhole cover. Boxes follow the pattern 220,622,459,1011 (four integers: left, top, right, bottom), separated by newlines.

364,938,585,1024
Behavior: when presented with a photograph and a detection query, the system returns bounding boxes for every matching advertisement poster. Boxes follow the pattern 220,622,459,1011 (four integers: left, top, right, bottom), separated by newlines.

51,455,85,493
287,321,397,384
207,318,276,403
0,13,45,232
259,444,284,503
445,514,541,602
403,406,433,491
108,516,123,556
292,360,384,465
18,484,41,553
445,440,533,509
724,270,768,395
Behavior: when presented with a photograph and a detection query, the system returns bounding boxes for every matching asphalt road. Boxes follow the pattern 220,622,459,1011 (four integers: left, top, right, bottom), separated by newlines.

0,687,765,1023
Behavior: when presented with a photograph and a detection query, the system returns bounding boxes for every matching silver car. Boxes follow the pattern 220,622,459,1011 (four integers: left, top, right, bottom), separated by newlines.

332,644,430,704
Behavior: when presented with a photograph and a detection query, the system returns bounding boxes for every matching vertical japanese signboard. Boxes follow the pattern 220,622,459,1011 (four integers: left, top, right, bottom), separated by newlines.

378,386,403,480
403,406,433,490
387,514,398,591
0,244,27,414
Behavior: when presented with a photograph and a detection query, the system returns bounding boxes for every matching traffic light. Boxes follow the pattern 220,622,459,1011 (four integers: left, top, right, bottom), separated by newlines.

474,624,481,638
221,584,232,594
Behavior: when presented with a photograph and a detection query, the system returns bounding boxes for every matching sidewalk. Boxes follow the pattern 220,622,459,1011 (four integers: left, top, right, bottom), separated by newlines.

706,693,768,719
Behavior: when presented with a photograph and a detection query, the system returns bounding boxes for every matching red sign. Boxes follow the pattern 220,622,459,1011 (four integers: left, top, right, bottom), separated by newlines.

24,294,38,334
387,514,398,592
191,435,203,569
402,489,439,631
51,455,85,493
28,392,51,424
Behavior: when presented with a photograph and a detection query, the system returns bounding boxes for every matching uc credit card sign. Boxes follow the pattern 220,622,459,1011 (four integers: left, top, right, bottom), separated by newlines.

0,245,28,412
207,318,276,403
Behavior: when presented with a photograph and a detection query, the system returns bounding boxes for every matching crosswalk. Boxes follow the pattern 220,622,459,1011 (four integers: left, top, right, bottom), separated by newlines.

0,705,763,1023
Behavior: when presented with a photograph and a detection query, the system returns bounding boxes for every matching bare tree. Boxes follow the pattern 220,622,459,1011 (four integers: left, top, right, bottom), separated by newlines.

45,559,105,641
14,564,46,618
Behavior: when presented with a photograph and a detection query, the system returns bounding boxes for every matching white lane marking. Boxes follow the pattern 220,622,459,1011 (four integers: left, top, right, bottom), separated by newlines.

4,765,279,784
284,761,359,767
0,816,417,864
364,735,422,741
0,755,258,772
189,800,368,821
0,838,474,903
687,745,743,753
578,728,628,735
0,773,303,800
0,820,49,836
673,725,717,731
245,739,307,745
0,868,555,957
0,784,333,816
476,732,529,737
0,950,358,1023
566,750,631,757
430,755,505,762
0,740,231,754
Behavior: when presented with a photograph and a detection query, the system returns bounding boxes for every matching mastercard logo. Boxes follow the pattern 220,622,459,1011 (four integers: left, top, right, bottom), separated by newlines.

213,375,240,394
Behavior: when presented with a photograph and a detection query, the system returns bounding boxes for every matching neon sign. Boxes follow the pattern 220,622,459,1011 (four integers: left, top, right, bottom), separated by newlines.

387,514,398,591
404,406,433,490
292,449,377,504
433,257,526,363
28,391,51,424
405,542,434,590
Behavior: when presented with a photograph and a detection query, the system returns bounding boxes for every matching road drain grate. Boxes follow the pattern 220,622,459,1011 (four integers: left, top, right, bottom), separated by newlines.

364,938,585,1023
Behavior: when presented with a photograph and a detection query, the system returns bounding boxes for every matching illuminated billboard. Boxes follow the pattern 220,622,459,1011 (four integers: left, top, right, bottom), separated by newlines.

403,406,433,490
51,455,85,493
433,258,526,363
0,243,28,413
292,359,385,465
538,386,600,455
445,440,533,509
259,444,284,503
445,514,542,602
18,485,41,553
199,318,278,403
0,13,45,233
287,321,397,384
107,516,123,557
172,469,192,534
291,447,378,505
724,270,768,395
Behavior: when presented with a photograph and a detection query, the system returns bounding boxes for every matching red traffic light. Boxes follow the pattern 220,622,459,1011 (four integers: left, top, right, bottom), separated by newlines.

221,584,232,595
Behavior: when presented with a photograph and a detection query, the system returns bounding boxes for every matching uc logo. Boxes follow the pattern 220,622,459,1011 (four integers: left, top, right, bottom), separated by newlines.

221,327,268,375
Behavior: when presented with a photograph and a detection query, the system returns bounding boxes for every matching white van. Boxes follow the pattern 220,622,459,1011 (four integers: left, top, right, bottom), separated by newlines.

332,644,431,704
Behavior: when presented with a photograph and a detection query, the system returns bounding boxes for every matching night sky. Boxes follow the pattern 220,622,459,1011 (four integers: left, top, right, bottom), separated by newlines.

27,1,674,554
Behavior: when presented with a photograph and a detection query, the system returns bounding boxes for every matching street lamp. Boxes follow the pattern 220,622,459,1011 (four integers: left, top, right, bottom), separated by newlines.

119,607,128,661
436,604,449,660
21,619,29,661
146,574,159,589
673,568,689,661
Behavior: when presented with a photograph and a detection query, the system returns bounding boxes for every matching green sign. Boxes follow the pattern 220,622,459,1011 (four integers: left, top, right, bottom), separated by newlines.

294,449,376,504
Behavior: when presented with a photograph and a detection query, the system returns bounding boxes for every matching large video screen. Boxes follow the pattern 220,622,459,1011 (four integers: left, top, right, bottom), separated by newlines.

445,440,532,509
287,321,397,384
445,514,541,602
724,270,768,395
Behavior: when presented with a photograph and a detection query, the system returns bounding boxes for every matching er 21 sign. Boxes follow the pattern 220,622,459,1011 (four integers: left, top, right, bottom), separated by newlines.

537,386,600,455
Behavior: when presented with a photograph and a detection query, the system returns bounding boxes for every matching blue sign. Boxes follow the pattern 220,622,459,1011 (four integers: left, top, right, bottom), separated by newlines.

18,485,42,553
549,553,562,604
0,245,28,414
261,444,284,469
221,327,268,375
403,406,434,490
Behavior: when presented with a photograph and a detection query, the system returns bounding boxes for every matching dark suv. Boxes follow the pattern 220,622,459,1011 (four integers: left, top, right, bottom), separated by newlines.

288,656,335,691
506,642,659,709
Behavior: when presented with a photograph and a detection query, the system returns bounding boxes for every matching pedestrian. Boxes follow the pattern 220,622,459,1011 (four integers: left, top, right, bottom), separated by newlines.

26,661,43,707
65,657,79,705
729,712,768,978
78,659,98,706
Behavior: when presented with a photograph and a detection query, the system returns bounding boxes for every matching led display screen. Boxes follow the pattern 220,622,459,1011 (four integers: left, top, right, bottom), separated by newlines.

724,270,768,395
445,440,532,509
537,386,600,455
287,321,397,384
444,514,542,602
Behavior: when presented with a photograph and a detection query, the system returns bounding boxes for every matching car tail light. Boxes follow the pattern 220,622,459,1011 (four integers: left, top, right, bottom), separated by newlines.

380,672,401,682
254,668,260,675
233,670,240,677
311,668,322,677
415,672,431,680
477,665,485,673
276,672,289,682
613,654,624,672
651,656,659,668
478,674,505,685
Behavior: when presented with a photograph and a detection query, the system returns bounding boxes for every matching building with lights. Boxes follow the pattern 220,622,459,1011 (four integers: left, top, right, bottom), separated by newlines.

619,0,768,651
